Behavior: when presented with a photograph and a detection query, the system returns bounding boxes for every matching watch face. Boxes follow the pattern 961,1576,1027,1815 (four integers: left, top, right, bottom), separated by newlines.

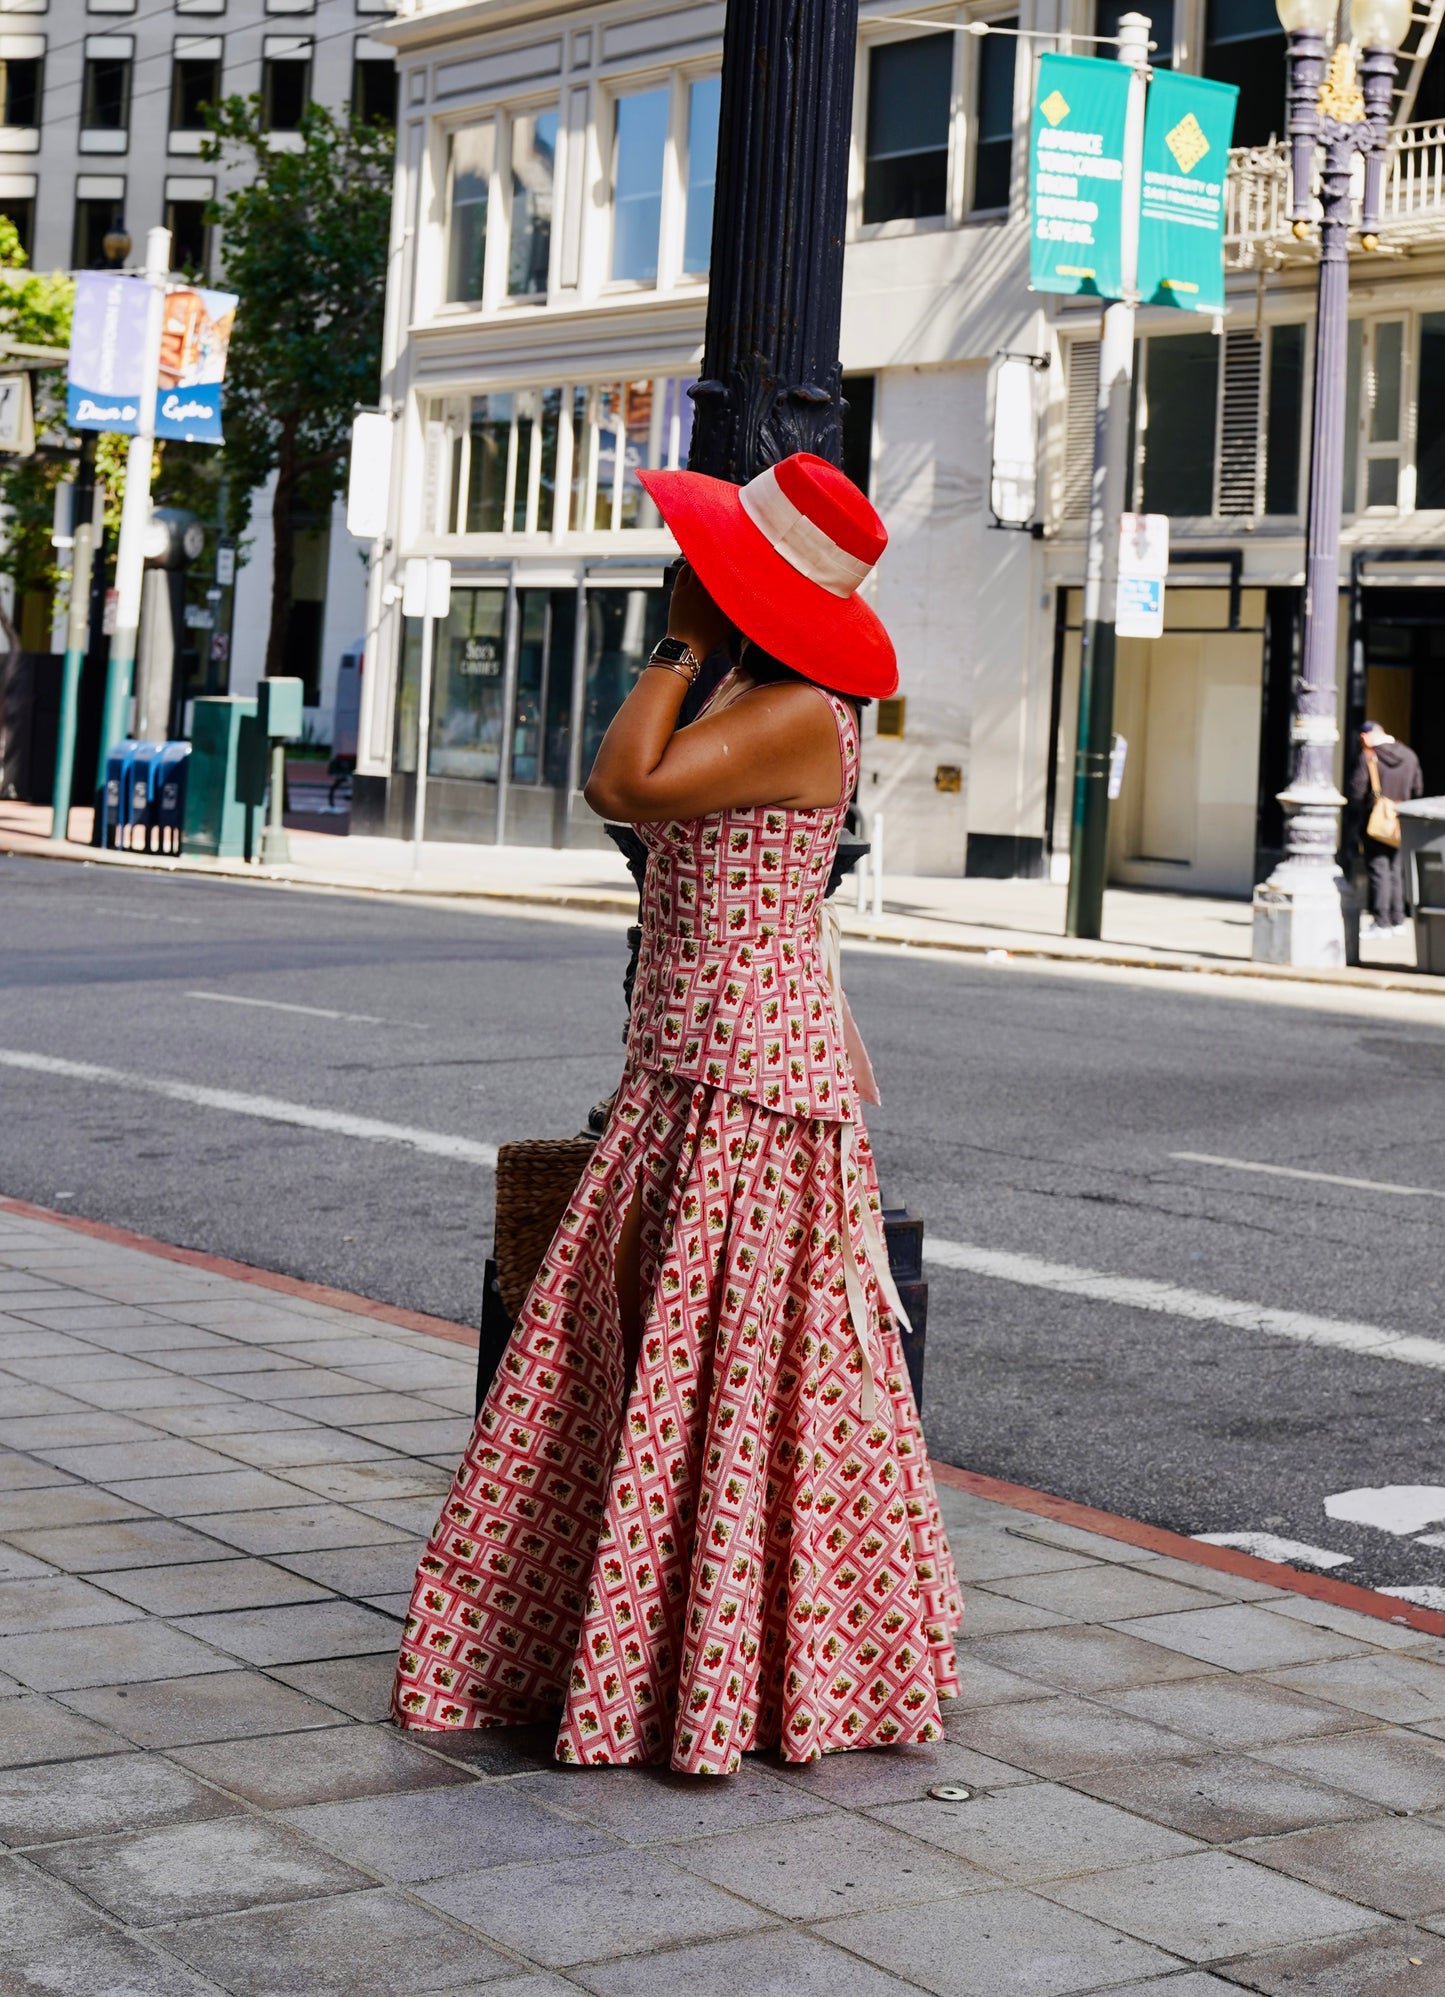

652,637,691,662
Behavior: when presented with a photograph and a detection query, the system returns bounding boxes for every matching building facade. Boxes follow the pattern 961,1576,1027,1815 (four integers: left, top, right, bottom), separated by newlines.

0,0,398,732
361,0,1445,888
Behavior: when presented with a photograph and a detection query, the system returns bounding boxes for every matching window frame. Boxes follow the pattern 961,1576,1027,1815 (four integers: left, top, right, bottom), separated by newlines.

0,54,43,133
854,24,964,239
502,95,561,305
169,42,221,137
80,50,131,135
966,12,1020,217
439,113,500,312
604,73,675,291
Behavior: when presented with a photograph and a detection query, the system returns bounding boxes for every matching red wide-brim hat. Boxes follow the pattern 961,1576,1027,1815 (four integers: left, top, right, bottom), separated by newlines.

638,452,898,699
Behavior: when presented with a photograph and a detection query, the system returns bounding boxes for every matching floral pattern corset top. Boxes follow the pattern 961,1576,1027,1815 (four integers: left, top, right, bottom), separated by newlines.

625,680,860,1123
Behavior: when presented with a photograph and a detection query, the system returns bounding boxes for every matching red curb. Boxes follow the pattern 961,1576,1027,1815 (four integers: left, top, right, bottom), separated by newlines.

7,1193,1440,1644
932,1460,1445,1640
0,1196,482,1352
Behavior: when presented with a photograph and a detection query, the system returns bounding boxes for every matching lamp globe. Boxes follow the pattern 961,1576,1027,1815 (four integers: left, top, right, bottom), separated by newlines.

1350,0,1411,47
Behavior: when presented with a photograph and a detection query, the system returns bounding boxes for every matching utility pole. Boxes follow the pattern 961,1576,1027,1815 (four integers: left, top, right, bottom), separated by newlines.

1064,12,1151,941
48,440,101,843
93,224,170,823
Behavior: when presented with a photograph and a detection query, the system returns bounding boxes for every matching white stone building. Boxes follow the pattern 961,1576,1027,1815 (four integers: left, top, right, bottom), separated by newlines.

0,0,397,730
360,0,1445,889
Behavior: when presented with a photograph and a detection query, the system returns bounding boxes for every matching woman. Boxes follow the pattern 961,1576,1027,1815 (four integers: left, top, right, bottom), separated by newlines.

392,451,961,1776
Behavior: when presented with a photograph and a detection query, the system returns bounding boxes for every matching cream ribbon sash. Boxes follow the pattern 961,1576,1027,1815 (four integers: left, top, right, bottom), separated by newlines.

819,903,913,1420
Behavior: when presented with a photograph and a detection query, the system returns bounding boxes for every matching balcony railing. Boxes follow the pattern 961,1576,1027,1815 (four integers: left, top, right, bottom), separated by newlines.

1225,118,1445,267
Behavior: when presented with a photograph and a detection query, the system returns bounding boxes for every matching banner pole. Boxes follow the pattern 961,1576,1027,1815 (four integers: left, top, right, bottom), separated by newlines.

92,225,171,836
1065,14,1150,941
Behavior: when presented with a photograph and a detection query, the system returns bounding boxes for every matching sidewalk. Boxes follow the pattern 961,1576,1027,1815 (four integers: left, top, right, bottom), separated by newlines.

0,800,1432,994
5,1199,1445,1995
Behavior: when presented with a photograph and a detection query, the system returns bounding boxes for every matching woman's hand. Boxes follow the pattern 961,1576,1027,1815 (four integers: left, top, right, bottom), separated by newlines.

667,562,732,662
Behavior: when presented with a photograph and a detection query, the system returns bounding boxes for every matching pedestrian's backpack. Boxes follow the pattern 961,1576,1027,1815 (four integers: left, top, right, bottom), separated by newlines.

1365,750,1402,848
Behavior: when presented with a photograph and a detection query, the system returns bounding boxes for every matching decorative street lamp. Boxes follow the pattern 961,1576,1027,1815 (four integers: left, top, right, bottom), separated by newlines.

1252,0,1411,966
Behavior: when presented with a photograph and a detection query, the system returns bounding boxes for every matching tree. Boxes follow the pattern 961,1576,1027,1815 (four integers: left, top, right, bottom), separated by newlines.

0,220,74,658
203,98,392,679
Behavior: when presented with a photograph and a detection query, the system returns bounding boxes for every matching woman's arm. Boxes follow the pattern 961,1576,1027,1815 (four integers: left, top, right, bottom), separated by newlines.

583,566,845,823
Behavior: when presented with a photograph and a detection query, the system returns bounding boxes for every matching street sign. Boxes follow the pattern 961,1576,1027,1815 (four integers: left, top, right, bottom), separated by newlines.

989,354,1043,528
1136,71,1239,316
1116,511,1169,639
0,372,33,455
1028,53,1132,300
347,411,392,541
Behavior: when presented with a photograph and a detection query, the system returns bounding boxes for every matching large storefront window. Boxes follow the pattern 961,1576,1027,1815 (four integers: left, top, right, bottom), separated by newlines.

439,389,563,535
395,587,509,779
514,587,577,786
583,586,668,774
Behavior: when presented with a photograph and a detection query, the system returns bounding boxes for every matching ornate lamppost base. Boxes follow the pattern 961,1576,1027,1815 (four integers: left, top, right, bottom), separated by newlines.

1252,845,1360,969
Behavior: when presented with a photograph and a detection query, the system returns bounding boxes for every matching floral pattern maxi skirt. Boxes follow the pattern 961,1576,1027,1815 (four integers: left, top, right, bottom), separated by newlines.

391,1066,962,1775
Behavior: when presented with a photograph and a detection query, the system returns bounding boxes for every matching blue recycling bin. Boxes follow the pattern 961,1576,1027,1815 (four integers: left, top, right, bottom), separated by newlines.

126,742,165,852
101,742,139,849
155,742,191,854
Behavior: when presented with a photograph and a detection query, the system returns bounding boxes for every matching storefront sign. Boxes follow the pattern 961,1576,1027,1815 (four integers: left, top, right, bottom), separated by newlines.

1116,511,1169,638
1136,71,1238,315
1028,54,1131,299
155,287,237,443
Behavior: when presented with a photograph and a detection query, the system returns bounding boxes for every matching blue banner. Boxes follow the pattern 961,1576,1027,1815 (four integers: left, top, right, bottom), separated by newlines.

66,272,237,441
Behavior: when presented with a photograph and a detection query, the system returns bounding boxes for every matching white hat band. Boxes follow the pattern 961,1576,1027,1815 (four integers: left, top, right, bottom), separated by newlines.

738,464,873,600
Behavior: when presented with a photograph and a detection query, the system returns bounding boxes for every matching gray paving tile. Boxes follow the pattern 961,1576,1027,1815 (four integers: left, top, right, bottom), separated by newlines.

876,1781,1199,1883
0,1748,241,1846
347,1418,475,1455
5,1516,242,1573
1102,1674,1365,1750
110,1467,325,1513
61,1669,341,1747
1123,1980,1257,1995
771,1737,1035,1806
934,1653,1054,1711
353,1494,448,1535
1069,1750,1384,1842
0,1327,95,1358
273,1390,447,1424
202,1428,399,1470
0,1616,234,1690
0,1410,162,1454
0,1449,74,1491
216,1369,388,1402
674,1808,983,1917
158,1886,517,1996
1265,1653,1445,1724
46,1437,259,1481
0,1382,93,1416
0,1484,144,1531
5,1303,172,1333
990,1566,1234,1622
169,1723,475,1807
284,1779,615,1882
574,1928,926,1996
1247,1815,1445,1918
816,1884,1175,1996
336,1354,477,1389
1263,1592,1443,1652
0,1693,131,1767
521,1760,830,1842
966,1625,1224,1696
998,1519,1161,1564
271,1460,453,1503
1041,1850,1383,1963
1222,1924,1445,1994
953,1587,1072,1637
271,1542,426,1596
419,1848,770,1965
1261,1728,1445,1812
33,1814,374,1926
4,1351,164,1383
155,1344,310,1376
171,1599,399,1665
183,1501,410,1556
67,1318,235,1354
943,1527,1094,1584
256,1337,417,1368
271,1653,403,1722
0,1858,209,1996
945,1692,1196,1778
1110,1606,1371,1673
1121,1553,1290,1604
143,1399,317,1437
0,1545,52,1579
94,1556,333,1615
390,1716,562,1776
0,1572,144,1632
62,1373,239,1411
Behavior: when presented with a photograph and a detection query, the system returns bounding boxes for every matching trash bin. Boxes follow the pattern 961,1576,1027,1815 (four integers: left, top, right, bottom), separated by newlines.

126,741,165,852
181,697,265,860
1397,797,1445,973
101,741,138,849
155,741,191,854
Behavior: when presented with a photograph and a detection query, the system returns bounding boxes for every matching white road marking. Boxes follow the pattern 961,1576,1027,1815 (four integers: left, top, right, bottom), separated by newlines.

1172,1151,1445,1201
1323,1486,1445,1536
1382,1585,1445,1610
186,992,427,1029
0,1050,497,1167
1192,1531,1352,1571
923,1237,1445,1373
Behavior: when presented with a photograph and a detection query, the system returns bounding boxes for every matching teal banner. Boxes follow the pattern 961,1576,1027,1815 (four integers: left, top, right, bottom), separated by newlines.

1136,70,1238,314
1028,53,1131,300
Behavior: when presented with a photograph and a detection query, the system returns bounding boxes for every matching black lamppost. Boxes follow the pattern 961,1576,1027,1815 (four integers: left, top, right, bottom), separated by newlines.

1252,0,1410,965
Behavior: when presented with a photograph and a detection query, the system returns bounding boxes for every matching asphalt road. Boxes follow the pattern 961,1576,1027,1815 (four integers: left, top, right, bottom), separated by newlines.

3,850,1444,1598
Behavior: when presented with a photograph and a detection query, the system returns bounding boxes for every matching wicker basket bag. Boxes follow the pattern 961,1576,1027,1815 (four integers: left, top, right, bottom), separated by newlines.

491,1135,596,1319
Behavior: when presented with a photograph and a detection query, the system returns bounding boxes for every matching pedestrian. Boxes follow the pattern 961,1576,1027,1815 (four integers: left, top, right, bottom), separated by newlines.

1347,720,1423,935
392,452,961,1775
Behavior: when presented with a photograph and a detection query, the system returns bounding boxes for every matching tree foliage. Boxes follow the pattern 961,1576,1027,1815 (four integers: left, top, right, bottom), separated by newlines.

0,219,75,630
202,98,392,677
